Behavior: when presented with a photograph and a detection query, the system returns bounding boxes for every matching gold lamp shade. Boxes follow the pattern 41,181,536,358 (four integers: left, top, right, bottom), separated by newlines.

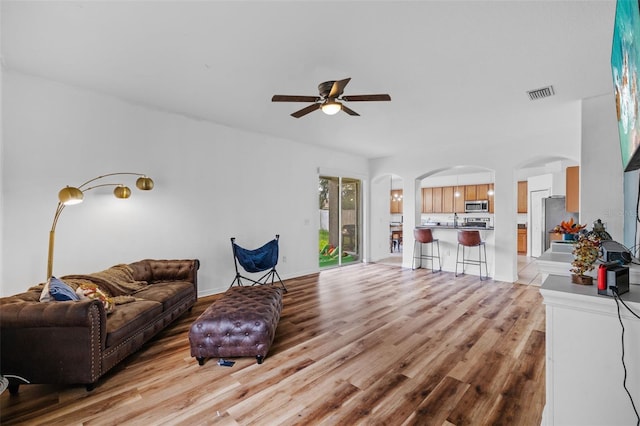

58,186,84,205
136,176,154,190
113,185,132,199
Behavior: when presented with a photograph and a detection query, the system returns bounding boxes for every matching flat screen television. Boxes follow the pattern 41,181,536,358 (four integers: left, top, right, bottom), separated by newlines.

612,0,640,172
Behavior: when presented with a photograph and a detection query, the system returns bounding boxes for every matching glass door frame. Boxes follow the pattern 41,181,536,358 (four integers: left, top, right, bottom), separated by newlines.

319,173,364,268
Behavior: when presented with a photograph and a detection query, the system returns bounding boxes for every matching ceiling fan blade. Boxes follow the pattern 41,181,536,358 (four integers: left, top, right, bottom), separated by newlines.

341,94,391,102
329,78,351,98
291,103,321,118
272,95,321,103
341,105,360,116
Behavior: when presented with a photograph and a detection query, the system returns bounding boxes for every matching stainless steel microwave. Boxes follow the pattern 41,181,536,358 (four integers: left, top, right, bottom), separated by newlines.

465,200,489,212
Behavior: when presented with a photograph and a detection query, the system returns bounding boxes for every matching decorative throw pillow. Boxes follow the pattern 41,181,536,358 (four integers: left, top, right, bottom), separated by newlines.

75,283,115,314
40,276,79,302
39,281,51,302
49,276,80,301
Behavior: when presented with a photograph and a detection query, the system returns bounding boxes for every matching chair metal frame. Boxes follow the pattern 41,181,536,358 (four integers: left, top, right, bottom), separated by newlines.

229,234,287,292
412,228,441,272
455,231,488,280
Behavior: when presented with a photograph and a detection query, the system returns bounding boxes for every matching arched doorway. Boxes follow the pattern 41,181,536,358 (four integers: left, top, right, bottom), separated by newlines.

370,173,404,265
514,156,579,285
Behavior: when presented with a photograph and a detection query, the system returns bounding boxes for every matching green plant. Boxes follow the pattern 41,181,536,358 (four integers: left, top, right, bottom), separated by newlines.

570,233,601,276
319,229,329,251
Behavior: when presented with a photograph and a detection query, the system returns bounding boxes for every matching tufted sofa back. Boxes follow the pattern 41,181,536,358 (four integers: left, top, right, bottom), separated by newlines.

129,259,200,284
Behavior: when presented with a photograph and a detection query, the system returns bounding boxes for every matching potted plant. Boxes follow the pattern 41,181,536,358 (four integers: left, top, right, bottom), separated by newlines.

570,233,601,285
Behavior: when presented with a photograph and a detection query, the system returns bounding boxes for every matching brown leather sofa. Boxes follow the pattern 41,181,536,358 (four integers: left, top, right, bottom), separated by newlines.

0,259,199,393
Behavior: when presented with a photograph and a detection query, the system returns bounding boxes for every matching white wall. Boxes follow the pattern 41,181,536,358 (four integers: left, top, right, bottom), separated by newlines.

370,175,392,262
1,72,369,297
420,171,493,188
581,93,624,242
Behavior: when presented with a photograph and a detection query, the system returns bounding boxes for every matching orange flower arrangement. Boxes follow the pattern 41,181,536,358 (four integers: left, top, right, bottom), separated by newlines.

552,218,586,234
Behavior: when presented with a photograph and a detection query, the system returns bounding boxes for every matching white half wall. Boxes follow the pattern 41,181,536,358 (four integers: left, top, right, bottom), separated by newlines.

1,71,369,297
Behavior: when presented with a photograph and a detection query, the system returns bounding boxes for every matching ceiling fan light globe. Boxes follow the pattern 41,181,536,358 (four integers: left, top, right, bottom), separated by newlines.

321,101,342,115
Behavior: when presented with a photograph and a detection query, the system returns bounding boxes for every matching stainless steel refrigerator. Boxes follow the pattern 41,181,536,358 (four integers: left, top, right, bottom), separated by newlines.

542,196,579,251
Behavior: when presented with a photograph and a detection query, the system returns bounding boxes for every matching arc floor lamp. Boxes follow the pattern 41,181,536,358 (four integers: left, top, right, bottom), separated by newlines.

47,172,154,279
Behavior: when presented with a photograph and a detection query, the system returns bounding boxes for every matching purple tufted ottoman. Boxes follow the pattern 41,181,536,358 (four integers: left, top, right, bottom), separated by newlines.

188,285,283,365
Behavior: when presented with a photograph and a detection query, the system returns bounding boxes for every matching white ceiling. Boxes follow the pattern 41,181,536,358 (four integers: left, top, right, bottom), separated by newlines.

1,0,618,159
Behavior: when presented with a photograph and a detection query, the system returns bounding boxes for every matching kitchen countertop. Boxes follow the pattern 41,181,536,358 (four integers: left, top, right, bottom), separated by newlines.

417,225,494,230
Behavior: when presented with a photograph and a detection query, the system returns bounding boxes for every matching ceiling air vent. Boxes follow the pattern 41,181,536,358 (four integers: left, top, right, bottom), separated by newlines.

527,85,555,101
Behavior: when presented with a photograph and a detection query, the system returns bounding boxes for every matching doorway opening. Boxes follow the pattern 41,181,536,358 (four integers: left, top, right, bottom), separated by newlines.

318,176,361,268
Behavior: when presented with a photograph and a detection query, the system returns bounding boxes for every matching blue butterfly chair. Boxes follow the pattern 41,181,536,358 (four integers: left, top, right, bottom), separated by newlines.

229,235,287,292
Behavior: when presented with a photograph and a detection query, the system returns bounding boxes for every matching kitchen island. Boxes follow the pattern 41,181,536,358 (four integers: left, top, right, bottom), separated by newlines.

414,225,495,277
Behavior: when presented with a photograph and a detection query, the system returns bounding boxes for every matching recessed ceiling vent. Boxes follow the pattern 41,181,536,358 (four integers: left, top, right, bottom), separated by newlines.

527,85,555,101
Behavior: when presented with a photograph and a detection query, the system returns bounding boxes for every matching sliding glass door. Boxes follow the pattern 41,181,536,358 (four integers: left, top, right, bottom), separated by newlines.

319,176,361,268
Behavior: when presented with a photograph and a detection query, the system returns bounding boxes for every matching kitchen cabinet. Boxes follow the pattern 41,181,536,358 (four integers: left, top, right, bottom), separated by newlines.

517,181,528,213
422,183,495,213
390,190,403,214
454,186,465,213
476,184,489,200
442,186,455,213
517,228,527,254
422,187,433,213
566,166,579,213
488,183,495,213
465,185,477,202
432,187,444,213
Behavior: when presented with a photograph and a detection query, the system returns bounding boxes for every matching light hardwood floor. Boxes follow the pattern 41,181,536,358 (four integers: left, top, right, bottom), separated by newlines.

1,263,545,425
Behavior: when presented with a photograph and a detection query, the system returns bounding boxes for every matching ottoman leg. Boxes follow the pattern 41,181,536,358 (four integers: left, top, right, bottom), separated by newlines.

197,357,205,366
256,355,264,364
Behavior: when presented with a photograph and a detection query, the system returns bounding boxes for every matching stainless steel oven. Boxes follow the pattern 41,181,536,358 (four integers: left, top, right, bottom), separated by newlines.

464,200,489,213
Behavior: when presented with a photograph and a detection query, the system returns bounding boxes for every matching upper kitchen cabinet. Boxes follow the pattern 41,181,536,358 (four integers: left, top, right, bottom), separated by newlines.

488,183,495,213
432,187,444,213
442,186,455,213
390,190,403,214
476,184,489,200
465,185,477,202
454,186,466,213
566,166,579,213
422,183,495,213
422,187,433,213
517,181,528,213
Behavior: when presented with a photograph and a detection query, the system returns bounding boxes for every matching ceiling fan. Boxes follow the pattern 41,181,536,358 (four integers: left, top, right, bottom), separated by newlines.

271,78,391,118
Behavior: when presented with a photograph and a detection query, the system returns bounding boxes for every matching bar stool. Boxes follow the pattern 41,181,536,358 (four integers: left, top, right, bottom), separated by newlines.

412,228,441,272
455,230,488,280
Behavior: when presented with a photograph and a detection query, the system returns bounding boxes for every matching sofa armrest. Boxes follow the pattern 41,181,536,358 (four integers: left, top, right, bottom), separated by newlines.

0,299,106,385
